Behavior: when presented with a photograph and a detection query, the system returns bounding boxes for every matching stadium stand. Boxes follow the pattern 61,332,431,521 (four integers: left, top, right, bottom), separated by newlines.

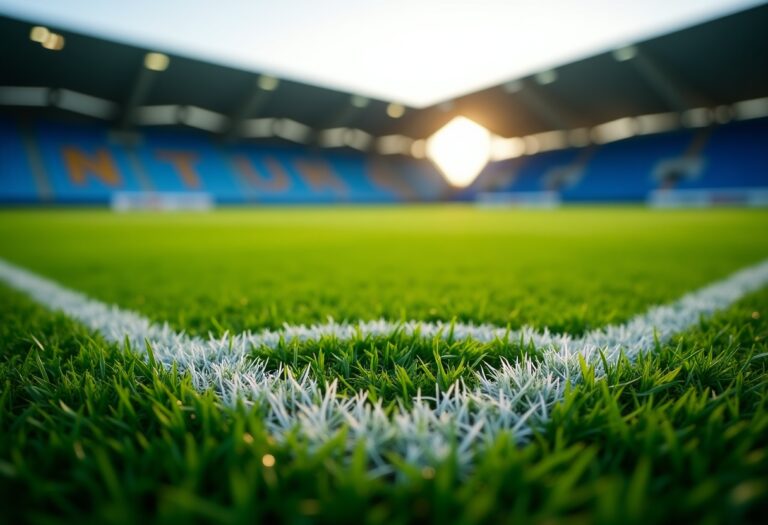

1,116,766,205
0,117,446,204
474,117,768,203
1,5,766,206
684,118,768,190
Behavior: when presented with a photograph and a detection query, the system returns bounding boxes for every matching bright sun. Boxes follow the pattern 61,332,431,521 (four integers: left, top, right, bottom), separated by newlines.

427,116,492,188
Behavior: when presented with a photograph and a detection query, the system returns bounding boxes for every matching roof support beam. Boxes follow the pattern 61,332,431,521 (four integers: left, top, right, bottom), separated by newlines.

120,68,155,128
513,79,574,131
304,95,370,148
119,53,169,129
322,95,369,130
223,75,279,141
617,46,703,112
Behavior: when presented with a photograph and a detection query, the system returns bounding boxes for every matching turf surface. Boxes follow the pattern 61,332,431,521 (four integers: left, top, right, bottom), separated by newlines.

1,207,767,524
0,207,766,334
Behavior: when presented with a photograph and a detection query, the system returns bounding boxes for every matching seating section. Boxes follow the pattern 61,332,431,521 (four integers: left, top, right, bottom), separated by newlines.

0,118,446,204
561,131,693,202
1,117,766,205
676,119,768,190
0,119,39,202
474,117,768,202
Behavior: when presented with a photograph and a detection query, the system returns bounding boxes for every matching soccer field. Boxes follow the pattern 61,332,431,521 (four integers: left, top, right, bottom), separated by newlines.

1,207,767,523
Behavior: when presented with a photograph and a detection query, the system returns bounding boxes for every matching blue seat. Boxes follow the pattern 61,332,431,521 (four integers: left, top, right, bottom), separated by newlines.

0,118,38,202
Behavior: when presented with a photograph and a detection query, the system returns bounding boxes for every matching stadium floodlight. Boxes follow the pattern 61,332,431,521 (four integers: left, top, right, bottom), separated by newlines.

427,116,491,188
28,25,63,52
41,32,65,51
29,26,49,43
350,95,369,108
386,103,405,118
535,69,557,85
144,52,170,71
613,45,638,62
257,75,280,91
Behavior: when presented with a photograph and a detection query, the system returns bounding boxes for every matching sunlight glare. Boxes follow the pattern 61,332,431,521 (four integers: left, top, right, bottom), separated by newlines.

427,117,491,188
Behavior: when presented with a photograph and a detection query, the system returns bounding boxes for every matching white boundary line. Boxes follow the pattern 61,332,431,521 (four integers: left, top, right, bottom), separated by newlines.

1,256,768,473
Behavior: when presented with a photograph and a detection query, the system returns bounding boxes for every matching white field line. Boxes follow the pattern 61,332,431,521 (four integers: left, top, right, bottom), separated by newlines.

1,256,768,473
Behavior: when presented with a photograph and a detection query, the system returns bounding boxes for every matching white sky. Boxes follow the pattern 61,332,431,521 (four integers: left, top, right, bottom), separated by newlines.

0,0,762,107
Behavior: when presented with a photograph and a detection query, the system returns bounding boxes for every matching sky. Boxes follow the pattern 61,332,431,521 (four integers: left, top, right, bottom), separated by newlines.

0,0,762,107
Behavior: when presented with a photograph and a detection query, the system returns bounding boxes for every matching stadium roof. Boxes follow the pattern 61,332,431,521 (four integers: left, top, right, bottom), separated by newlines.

1,3,767,147
0,0,761,107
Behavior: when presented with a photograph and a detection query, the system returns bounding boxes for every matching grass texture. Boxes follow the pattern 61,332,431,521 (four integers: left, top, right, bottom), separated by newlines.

0,207,767,524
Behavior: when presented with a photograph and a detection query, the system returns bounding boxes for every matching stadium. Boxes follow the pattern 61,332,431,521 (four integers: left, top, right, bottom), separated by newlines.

0,0,767,523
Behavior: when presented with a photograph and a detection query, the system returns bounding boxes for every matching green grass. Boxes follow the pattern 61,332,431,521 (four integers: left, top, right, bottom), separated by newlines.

1,206,767,524
0,207,766,335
